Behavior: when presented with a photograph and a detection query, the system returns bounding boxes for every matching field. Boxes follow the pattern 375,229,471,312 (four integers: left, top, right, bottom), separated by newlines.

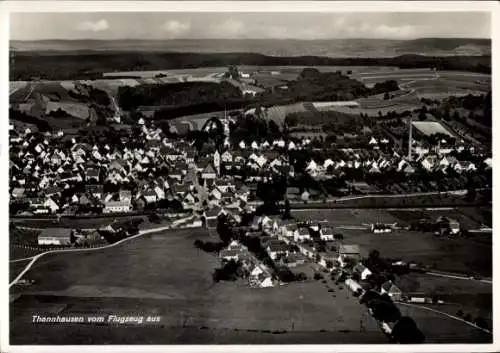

395,273,492,320
292,208,491,276
10,215,148,230
10,259,32,282
396,303,491,343
293,208,400,227
10,228,384,344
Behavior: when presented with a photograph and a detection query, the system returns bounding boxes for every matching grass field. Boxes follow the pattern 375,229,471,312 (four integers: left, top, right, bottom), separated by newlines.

10,228,384,344
10,259,32,282
10,246,45,261
292,207,491,276
339,229,491,277
293,208,399,226
396,273,492,321
396,303,491,343
11,215,148,230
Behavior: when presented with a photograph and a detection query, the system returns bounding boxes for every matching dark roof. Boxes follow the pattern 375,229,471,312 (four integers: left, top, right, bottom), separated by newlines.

382,281,402,294
339,244,360,255
206,206,222,218
86,184,104,193
220,249,239,257
86,168,100,177
321,227,334,235
202,164,216,174
267,240,288,252
298,228,310,236
39,228,73,239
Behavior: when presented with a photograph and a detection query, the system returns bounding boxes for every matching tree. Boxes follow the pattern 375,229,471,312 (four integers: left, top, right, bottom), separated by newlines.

383,92,390,100
282,199,292,220
474,317,489,330
466,188,477,202
299,68,321,80
418,108,427,121
391,317,425,344
334,233,344,240
369,299,401,323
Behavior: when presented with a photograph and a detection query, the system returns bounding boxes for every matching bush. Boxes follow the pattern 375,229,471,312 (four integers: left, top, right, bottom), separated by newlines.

314,272,324,280
474,317,489,330
391,317,425,344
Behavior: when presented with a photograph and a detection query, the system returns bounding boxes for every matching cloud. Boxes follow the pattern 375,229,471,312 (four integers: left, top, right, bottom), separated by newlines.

162,20,191,38
76,19,109,32
208,19,245,38
372,25,417,38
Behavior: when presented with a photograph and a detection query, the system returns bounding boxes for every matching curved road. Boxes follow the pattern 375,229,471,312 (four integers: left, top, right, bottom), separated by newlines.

9,224,173,288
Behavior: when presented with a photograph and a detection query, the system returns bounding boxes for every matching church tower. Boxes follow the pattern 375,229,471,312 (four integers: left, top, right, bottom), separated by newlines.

213,150,221,176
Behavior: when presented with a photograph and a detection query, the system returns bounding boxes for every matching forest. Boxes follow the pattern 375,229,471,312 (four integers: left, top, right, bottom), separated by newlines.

11,51,491,81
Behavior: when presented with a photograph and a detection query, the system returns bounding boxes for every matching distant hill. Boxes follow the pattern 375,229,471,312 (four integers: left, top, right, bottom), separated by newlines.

391,38,491,56
10,38,491,57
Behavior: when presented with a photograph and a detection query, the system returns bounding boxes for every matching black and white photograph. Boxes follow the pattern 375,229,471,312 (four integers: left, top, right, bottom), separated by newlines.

2,1,497,350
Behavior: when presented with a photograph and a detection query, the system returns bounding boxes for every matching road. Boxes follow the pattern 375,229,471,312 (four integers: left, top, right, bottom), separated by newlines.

9,224,175,288
426,271,492,284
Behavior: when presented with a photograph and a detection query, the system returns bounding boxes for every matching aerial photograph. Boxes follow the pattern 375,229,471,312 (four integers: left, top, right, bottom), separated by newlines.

7,9,493,346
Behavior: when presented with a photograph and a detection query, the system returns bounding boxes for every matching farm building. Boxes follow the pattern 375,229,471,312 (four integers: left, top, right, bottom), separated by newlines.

219,249,240,262
353,263,373,280
411,121,454,138
436,216,461,235
345,278,363,293
380,280,403,302
338,244,361,267
38,228,73,246
371,223,393,234
320,227,334,241
103,200,132,213
294,227,311,242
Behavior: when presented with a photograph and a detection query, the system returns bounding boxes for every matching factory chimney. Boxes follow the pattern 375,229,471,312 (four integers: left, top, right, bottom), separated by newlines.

408,117,413,161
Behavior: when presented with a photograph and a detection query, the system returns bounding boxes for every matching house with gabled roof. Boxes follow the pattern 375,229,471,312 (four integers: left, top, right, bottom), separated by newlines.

119,190,132,202
320,227,334,241
338,244,361,267
86,168,100,182
221,150,233,163
85,184,104,199
143,188,157,204
353,263,373,280
204,206,224,229
266,240,289,260
201,164,217,180
103,199,131,213
294,227,311,242
219,249,240,262
11,187,26,199
380,280,403,301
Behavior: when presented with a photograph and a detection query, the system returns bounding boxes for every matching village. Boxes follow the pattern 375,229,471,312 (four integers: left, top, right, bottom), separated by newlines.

8,111,491,219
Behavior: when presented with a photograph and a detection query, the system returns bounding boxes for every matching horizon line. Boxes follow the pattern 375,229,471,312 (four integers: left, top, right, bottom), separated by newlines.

10,36,492,42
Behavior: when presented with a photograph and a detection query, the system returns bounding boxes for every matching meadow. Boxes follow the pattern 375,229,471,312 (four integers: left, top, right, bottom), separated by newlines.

396,272,492,322
396,303,491,343
292,207,491,276
10,228,384,344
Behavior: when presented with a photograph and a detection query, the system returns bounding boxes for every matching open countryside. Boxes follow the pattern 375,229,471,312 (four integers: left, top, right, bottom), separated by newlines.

8,13,492,347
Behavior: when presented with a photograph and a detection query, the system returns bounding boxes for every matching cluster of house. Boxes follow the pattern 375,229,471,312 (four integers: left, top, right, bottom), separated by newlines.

9,122,287,215
303,145,490,178
34,220,135,246
219,240,275,288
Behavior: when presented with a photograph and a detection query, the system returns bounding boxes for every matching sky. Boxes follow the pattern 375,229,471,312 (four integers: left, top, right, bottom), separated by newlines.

10,12,491,41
